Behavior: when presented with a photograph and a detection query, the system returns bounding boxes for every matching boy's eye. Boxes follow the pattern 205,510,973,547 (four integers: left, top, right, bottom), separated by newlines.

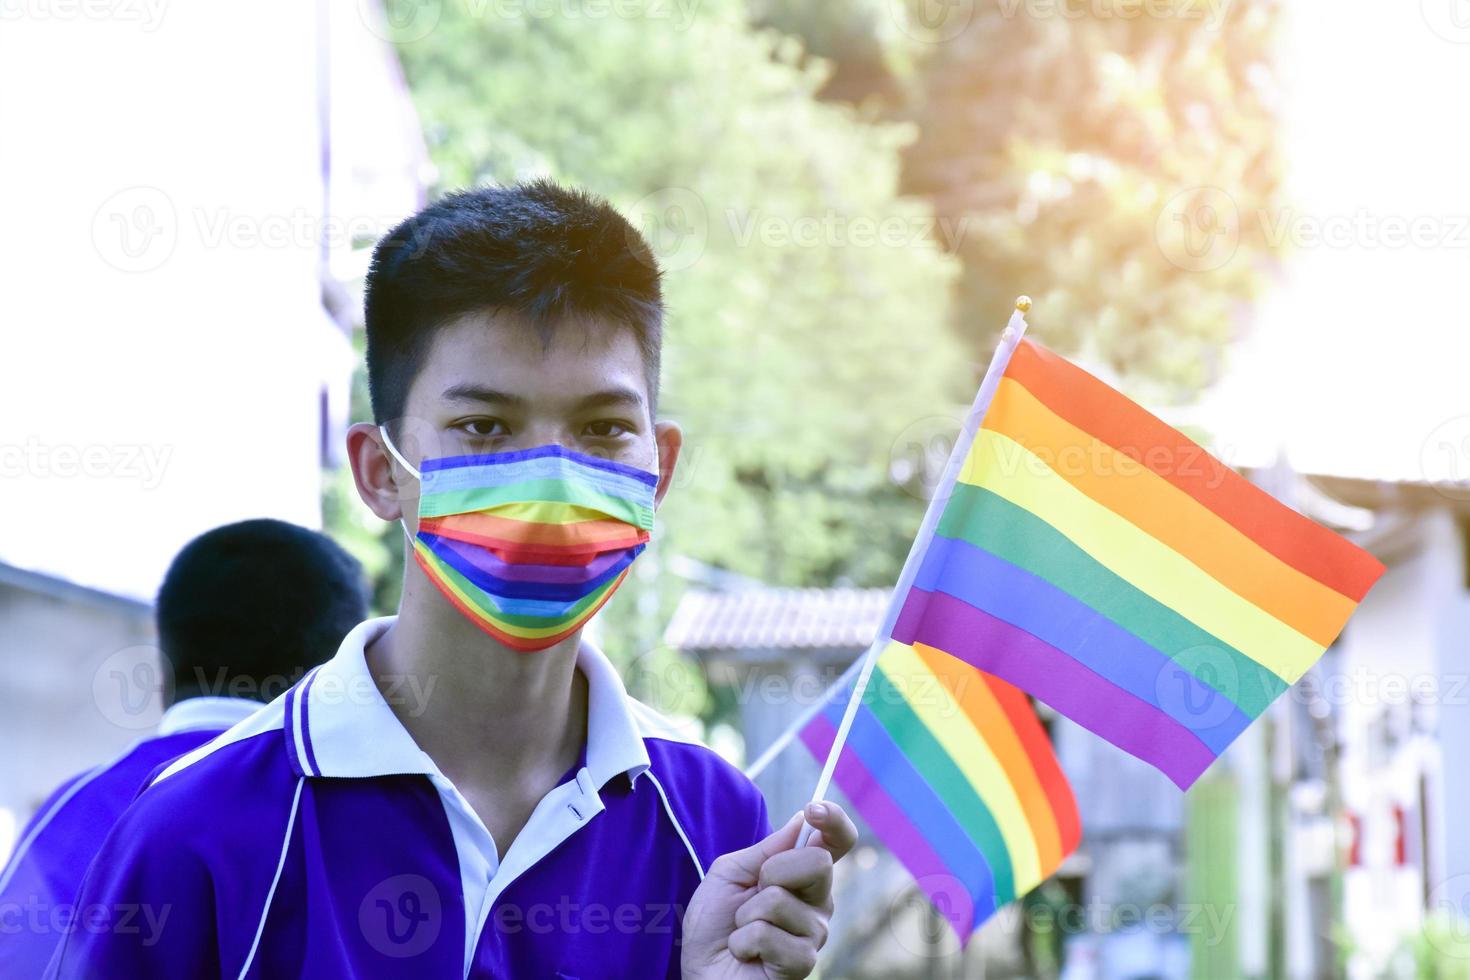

585,420,631,438
456,418,509,438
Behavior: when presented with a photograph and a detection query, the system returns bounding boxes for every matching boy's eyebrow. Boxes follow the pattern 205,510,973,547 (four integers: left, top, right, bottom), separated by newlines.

440,384,527,407
439,384,645,411
571,386,646,412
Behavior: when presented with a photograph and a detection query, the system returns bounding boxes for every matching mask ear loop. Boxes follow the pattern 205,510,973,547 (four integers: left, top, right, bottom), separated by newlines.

378,425,422,543
378,425,422,480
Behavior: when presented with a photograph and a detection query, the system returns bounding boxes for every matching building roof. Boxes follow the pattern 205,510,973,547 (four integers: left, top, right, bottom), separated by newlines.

0,562,152,617
664,587,889,653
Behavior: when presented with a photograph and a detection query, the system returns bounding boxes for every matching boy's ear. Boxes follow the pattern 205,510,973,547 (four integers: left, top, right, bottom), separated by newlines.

345,422,413,526
652,420,683,508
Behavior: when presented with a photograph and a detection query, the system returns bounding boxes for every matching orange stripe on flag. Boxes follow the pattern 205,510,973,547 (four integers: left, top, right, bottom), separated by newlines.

983,669,1081,854
913,643,1063,874
982,377,1358,647
1004,340,1384,602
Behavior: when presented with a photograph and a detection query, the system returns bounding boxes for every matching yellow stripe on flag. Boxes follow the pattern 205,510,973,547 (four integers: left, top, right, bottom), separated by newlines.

881,641,1044,893
985,378,1357,646
960,430,1325,682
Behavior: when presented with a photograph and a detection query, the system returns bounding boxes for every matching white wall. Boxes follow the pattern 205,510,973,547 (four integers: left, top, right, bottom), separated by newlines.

0,2,333,603
1338,510,1467,974
1193,0,1470,486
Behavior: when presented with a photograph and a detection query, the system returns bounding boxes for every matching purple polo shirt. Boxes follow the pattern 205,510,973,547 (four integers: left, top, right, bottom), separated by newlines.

47,618,771,978
0,697,260,978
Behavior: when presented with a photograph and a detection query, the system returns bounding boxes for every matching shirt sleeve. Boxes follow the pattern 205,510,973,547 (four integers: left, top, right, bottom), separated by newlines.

44,792,221,979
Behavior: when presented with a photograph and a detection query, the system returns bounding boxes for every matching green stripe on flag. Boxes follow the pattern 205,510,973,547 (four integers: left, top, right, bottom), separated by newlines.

938,484,1287,717
864,664,1018,904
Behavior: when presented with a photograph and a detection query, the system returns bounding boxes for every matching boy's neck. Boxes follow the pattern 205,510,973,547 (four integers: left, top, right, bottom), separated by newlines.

365,571,589,802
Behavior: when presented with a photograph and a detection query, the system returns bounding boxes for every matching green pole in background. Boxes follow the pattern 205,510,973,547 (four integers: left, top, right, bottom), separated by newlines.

1188,772,1241,980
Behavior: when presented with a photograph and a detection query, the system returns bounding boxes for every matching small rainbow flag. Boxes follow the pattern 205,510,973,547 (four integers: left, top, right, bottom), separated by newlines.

799,642,1080,939
891,337,1386,789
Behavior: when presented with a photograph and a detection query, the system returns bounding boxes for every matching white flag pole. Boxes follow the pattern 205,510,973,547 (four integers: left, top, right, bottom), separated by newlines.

795,297,1032,847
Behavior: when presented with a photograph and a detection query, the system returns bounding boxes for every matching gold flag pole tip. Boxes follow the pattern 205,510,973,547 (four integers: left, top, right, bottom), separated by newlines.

1014,295,1032,313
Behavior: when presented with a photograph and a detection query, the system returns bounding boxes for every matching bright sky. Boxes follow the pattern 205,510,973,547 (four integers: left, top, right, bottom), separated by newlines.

1190,0,1470,485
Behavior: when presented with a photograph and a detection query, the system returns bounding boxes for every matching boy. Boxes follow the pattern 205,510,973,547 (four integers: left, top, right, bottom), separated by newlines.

1,519,367,977
49,181,855,977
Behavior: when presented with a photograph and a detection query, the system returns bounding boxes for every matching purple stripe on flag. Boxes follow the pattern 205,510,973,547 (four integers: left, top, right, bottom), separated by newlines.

801,713,977,940
893,587,1217,790
916,535,1251,755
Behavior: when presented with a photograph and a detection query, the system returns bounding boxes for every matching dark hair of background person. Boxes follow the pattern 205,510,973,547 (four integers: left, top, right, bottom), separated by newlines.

363,178,666,432
156,519,370,703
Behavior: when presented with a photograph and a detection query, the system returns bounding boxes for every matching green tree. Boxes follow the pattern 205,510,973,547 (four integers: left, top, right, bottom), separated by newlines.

896,0,1284,399
734,2,1283,401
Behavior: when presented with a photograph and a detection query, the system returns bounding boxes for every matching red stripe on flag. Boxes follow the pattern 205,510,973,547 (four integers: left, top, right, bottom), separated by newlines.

980,670,1082,854
1004,340,1384,601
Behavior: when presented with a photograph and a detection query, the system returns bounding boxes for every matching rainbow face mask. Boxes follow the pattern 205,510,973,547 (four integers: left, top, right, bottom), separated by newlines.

381,428,657,651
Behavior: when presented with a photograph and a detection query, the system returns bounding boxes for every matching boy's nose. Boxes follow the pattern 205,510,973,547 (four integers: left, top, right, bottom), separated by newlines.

511,424,571,451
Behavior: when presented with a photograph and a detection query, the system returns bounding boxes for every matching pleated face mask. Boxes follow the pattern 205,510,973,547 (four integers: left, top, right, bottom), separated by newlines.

380,428,658,651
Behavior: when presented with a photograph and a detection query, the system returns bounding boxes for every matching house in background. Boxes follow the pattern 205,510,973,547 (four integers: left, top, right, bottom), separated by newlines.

0,0,427,860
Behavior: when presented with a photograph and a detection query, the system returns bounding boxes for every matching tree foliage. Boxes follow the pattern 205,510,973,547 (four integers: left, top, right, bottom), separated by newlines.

390,0,968,596
760,0,1285,401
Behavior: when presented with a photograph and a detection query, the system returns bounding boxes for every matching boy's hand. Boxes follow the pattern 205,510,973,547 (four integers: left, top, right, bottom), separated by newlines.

681,802,858,979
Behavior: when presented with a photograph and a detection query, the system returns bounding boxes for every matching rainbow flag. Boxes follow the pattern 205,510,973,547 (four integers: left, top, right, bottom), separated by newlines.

799,642,1080,939
891,338,1386,789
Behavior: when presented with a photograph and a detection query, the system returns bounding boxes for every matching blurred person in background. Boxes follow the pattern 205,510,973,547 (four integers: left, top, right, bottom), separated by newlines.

0,518,368,978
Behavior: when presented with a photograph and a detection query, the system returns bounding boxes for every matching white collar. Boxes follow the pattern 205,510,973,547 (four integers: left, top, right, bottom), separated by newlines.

284,616,651,788
157,696,261,736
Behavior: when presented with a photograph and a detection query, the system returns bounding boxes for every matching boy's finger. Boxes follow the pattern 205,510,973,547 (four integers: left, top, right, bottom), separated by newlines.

801,801,858,862
757,846,834,911
707,810,804,883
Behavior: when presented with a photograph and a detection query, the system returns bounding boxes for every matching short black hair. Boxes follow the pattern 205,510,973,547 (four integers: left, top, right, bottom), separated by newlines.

156,520,369,702
363,179,665,427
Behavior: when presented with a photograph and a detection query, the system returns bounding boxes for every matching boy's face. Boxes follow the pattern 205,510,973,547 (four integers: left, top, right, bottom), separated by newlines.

351,309,681,533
